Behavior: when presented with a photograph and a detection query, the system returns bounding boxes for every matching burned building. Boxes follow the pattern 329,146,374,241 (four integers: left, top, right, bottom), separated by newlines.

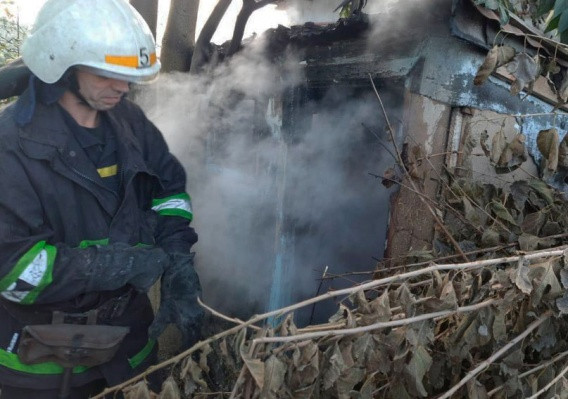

150,0,568,326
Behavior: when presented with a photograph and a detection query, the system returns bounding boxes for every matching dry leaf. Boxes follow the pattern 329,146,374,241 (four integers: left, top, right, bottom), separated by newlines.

490,128,507,164
381,167,397,188
158,377,181,399
474,45,516,86
506,53,540,96
512,257,532,294
536,128,559,173
261,355,286,398
559,133,568,168
404,345,432,397
241,349,265,389
322,343,348,390
554,70,568,109
124,381,153,399
467,378,488,399
498,133,527,170
480,129,491,157
199,343,212,374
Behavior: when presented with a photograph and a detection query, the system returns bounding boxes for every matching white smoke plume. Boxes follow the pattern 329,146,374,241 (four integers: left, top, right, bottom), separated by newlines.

137,14,399,325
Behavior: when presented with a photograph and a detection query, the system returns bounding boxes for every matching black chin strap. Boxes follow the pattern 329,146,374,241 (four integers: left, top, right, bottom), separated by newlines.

67,69,92,108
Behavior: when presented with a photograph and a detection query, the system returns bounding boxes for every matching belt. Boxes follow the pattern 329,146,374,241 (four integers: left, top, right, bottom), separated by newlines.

0,289,134,326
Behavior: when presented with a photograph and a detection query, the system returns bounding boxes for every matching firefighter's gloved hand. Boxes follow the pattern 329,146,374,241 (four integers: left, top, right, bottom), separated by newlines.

148,253,203,349
85,244,169,293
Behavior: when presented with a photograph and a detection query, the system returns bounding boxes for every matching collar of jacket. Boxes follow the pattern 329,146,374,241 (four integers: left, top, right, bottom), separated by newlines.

16,98,159,215
17,98,148,174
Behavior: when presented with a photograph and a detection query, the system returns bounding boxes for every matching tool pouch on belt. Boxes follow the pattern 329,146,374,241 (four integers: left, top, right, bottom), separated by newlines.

18,324,130,368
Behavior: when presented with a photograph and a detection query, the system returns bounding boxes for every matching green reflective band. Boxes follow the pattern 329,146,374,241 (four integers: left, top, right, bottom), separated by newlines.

128,339,156,369
79,240,152,249
0,349,88,374
0,241,56,305
152,193,193,221
78,238,109,248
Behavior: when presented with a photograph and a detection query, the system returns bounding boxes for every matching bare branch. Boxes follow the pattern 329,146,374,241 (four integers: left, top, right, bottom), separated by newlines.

368,74,469,262
252,298,496,345
438,311,553,399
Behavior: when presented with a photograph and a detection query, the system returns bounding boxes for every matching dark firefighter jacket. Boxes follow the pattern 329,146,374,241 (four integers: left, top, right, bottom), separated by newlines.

0,86,197,389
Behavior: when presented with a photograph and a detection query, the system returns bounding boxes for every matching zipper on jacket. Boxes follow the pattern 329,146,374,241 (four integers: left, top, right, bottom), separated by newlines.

60,153,120,199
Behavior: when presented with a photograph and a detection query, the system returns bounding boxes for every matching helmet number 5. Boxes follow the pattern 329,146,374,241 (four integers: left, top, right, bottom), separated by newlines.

139,48,149,67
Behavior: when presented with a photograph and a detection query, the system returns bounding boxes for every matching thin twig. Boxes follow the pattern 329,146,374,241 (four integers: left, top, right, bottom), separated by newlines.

361,122,400,164
487,349,568,396
253,299,495,345
228,329,263,399
368,172,450,208
437,311,553,399
376,237,568,274
200,298,262,331
525,361,568,399
404,134,513,236
368,74,469,262
93,247,567,398
309,266,328,325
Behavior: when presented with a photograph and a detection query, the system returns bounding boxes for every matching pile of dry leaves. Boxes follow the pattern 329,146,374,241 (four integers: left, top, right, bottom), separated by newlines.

89,173,568,399
88,59,568,399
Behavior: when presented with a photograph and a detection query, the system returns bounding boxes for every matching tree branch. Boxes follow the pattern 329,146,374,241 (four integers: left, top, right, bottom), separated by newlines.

252,299,496,345
227,0,279,56
438,311,553,399
93,246,566,398
191,0,233,73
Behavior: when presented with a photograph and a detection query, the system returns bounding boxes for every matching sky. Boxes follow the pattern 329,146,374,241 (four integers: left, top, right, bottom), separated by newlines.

11,0,290,45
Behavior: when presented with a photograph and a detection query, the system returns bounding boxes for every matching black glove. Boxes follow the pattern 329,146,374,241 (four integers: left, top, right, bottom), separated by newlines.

83,244,169,293
148,253,204,349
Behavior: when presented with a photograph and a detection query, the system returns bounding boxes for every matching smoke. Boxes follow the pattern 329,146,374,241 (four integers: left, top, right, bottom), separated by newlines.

365,0,451,52
284,0,402,25
137,12,401,325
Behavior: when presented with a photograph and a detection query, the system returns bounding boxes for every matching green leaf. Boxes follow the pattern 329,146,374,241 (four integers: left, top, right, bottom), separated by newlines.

545,14,561,32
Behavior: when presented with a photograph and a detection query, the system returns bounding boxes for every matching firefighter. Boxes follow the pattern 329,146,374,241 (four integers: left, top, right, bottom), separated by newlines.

0,0,203,397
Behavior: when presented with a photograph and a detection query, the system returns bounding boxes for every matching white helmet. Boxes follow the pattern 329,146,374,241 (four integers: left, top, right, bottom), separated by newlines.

21,0,160,84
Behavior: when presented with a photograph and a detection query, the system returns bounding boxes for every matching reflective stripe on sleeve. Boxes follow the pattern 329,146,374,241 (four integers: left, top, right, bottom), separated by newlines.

151,193,193,221
0,241,56,304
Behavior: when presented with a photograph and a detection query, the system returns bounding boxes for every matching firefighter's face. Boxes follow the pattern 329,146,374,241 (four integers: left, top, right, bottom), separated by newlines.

75,70,130,111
